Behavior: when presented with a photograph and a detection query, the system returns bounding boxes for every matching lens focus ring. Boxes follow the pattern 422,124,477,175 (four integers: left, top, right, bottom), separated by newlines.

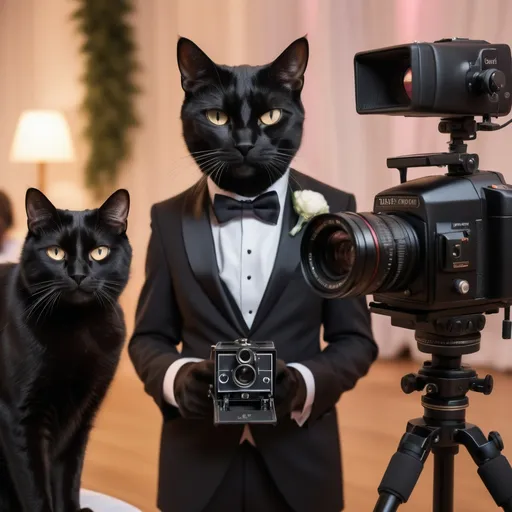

300,212,420,299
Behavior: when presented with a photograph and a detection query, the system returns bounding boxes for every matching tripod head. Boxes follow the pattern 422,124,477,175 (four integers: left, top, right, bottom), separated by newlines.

369,302,505,418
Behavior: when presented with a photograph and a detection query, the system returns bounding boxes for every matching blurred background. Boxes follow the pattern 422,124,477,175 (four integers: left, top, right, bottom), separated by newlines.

1,0,512,510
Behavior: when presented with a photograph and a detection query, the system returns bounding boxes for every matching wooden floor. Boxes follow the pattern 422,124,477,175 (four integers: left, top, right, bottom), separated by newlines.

82,355,512,512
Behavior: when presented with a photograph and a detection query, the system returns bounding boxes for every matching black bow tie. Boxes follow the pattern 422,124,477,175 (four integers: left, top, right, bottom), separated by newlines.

213,191,281,225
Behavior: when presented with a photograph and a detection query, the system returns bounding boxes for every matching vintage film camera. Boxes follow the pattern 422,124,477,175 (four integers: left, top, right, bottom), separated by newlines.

210,338,277,425
300,38,512,511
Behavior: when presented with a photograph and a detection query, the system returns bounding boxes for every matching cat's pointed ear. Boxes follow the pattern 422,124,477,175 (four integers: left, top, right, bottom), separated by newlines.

25,188,58,233
98,189,130,234
177,37,218,92
270,36,309,91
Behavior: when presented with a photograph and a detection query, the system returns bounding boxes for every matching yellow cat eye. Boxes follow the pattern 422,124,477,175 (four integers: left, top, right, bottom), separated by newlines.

259,109,282,126
90,246,110,262
46,246,66,261
206,109,229,126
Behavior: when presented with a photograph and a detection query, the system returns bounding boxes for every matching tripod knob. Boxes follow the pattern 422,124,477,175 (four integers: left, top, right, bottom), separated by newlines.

471,375,494,395
489,431,505,451
401,373,425,394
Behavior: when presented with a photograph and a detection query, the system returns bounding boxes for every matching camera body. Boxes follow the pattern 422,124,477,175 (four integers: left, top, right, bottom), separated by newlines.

210,338,277,425
300,143,512,314
372,169,512,311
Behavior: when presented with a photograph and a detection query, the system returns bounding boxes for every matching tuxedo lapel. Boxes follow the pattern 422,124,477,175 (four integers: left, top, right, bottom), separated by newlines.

250,170,304,334
181,181,249,337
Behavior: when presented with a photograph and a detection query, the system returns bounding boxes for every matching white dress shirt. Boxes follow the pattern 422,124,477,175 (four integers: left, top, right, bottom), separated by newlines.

163,170,315,442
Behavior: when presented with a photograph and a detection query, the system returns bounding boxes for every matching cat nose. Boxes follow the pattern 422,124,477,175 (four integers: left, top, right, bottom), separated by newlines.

236,143,254,157
72,274,86,286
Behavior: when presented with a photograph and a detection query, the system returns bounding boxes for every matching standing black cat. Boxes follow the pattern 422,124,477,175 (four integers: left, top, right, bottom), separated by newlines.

130,36,376,512
0,188,132,512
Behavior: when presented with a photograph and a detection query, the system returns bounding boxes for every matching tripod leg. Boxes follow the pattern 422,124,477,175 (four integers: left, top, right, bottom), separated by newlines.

374,423,435,512
456,425,512,511
432,447,457,512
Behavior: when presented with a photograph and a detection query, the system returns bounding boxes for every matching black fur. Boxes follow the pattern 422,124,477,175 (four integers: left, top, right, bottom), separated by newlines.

178,36,309,197
0,188,132,512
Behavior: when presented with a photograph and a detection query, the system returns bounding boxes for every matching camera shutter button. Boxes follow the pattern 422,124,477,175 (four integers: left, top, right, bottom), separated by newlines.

454,279,470,295
263,377,270,384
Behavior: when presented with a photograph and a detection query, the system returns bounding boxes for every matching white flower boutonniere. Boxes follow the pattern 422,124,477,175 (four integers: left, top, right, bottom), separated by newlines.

290,189,330,236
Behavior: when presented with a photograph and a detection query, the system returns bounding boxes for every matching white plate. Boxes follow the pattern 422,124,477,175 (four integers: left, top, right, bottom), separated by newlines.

79,489,141,512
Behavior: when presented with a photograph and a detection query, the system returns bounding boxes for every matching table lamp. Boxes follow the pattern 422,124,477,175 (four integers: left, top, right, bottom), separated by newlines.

10,110,75,193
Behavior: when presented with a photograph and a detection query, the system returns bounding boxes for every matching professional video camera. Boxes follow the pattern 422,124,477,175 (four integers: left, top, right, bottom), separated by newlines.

300,39,512,512
210,339,277,425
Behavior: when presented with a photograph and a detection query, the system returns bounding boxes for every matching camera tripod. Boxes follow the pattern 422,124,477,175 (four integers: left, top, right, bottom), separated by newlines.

372,306,512,512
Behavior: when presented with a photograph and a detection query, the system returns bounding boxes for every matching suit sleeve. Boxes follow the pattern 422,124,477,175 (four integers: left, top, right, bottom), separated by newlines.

301,193,378,423
128,205,183,419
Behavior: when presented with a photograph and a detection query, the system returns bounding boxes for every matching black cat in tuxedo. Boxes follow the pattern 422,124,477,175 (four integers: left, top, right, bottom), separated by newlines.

129,37,377,512
0,188,131,512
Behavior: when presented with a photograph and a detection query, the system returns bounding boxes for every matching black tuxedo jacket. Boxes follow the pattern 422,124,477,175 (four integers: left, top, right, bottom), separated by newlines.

129,170,377,512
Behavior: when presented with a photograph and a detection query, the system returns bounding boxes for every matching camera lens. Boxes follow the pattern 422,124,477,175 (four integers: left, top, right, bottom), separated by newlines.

300,212,420,299
237,348,254,364
233,364,257,388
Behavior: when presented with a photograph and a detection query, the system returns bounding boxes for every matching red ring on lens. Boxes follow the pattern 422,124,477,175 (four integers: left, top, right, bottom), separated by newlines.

347,212,380,284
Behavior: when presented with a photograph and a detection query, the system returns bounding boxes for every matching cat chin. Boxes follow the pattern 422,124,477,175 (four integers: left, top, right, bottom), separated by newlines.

209,164,285,197
231,164,258,179
62,290,97,305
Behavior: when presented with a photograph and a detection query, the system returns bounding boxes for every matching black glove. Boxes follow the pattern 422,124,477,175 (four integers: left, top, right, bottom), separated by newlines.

274,359,307,419
173,360,215,419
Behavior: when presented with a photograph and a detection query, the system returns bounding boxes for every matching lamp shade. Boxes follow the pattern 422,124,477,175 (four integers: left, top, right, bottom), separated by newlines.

10,110,75,163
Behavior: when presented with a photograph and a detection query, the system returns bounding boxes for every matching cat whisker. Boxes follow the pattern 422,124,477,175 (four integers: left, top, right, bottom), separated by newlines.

188,149,222,156
29,281,62,292
262,164,275,188
170,149,220,165
100,285,123,297
193,153,223,164
99,280,121,288
24,289,57,322
266,161,304,193
197,156,225,173
201,159,223,179
208,161,224,183
29,283,66,298
97,289,123,322
35,290,60,325
166,159,207,179
214,163,227,183
164,150,218,168
94,291,106,309
48,292,62,317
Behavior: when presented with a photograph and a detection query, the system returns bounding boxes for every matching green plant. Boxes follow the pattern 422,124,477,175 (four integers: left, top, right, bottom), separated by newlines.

72,0,140,197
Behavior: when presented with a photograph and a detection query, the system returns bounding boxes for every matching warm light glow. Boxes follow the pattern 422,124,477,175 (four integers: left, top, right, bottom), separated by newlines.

403,68,413,99
10,110,75,163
